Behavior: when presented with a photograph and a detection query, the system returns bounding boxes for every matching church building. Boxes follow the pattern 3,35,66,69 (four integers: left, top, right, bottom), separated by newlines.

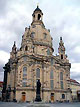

2,6,71,102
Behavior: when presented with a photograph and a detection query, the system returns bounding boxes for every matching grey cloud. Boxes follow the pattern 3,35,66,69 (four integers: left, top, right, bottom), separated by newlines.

0,0,10,17
71,73,80,82
0,15,29,53
0,72,4,81
0,63,4,72
69,52,80,63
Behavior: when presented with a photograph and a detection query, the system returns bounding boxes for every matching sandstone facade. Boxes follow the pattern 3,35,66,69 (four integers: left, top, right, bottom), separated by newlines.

3,6,71,102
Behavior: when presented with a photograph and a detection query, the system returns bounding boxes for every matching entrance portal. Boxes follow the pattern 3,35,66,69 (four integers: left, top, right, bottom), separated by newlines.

22,92,26,102
51,93,54,102
77,91,80,101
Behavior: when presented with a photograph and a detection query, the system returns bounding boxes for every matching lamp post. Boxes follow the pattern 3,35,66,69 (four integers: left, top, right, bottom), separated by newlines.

6,85,11,101
13,87,16,102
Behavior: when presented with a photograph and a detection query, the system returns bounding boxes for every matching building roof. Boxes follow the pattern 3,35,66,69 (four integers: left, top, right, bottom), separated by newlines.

34,6,41,12
33,6,43,15
70,79,80,85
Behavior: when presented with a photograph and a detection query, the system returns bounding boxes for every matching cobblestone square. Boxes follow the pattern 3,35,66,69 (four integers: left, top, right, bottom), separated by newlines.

0,102,80,107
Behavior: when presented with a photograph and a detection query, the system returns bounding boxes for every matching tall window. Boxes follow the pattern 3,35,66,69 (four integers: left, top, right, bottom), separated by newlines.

60,72,63,80
36,68,40,81
22,67,27,87
50,70,54,89
61,54,63,59
25,46,28,51
50,70,53,79
60,72,63,89
61,81,63,89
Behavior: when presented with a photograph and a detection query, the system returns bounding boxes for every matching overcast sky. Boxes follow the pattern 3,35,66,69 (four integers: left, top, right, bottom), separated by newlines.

0,0,80,82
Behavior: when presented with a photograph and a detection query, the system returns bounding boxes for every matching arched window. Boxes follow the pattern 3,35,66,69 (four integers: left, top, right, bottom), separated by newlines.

36,68,40,79
38,14,41,20
61,54,63,59
25,46,28,51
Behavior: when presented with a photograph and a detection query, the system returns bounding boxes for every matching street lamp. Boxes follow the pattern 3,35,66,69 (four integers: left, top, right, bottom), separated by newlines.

6,85,11,101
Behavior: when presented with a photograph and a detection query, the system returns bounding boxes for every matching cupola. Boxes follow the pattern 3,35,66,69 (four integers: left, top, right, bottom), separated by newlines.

32,6,43,24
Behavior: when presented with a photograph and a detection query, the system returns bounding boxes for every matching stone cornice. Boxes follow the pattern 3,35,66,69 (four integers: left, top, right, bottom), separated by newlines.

33,40,53,51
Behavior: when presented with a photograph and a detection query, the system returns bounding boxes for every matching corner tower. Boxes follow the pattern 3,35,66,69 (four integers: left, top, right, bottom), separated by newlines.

58,37,66,60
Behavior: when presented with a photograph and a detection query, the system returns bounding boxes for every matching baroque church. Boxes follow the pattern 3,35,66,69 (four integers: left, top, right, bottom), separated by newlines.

2,6,71,102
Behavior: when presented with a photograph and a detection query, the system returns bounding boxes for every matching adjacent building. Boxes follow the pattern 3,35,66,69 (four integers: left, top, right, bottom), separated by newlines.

69,79,80,101
2,6,71,102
